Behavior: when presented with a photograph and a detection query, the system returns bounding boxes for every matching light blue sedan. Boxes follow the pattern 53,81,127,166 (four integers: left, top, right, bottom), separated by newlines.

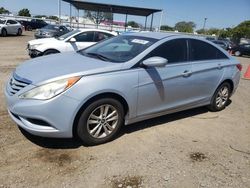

5,32,241,145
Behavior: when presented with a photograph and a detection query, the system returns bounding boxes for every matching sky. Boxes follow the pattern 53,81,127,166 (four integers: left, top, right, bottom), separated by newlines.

0,0,250,29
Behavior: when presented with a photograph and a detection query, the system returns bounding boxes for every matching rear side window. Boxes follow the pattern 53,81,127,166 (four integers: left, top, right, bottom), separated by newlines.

147,39,187,63
74,31,94,42
189,39,228,61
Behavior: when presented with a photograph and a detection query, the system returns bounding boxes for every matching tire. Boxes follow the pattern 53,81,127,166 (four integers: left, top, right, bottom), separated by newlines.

17,28,22,36
1,28,7,37
234,51,241,56
43,49,59,56
77,98,124,146
26,25,32,31
208,82,231,112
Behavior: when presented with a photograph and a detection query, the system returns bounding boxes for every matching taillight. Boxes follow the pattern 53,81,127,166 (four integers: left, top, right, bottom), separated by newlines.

236,64,242,71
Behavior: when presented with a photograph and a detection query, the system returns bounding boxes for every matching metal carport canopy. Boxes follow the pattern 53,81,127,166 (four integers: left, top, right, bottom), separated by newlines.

62,0,161,17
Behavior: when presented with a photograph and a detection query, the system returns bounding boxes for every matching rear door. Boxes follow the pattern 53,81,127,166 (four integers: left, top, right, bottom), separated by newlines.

188,39,229,101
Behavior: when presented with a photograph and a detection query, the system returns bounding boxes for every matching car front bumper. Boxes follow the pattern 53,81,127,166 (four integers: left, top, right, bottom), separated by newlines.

4,83,81,138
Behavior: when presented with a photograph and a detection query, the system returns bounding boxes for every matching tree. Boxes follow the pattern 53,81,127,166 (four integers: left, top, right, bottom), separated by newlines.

126,21,140,28
18,8,31,17
160,25,174,31
0,7,10,14
196,29,206,34
175,21,196,33
48,16,59,21
85,11,113,24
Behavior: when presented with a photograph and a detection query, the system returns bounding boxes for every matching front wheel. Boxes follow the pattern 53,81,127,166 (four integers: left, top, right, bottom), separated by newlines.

1,28,7,37
77,98,124,145
208,82,231,112
234,51,241,56
43,49,60,56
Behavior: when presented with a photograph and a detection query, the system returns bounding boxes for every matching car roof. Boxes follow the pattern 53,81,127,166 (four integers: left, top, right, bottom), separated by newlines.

123,31,178,40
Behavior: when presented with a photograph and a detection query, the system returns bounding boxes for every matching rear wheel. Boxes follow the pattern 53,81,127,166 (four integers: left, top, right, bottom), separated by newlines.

208,82,231,112
77,98,124,145
17,28,22,36
43,49,60,56
26,25,32,31
1,28,7,37
234,51,241,56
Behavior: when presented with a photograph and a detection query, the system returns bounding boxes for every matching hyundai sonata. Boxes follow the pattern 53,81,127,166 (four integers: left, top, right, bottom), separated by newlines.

5,32,241,145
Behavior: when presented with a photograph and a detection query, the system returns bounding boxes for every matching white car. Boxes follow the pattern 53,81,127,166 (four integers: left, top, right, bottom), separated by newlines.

27,29,117,58
0,18,22,37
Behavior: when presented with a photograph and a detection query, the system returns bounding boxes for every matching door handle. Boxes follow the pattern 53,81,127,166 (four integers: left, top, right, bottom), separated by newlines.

217,63,222,69
182,70,192,77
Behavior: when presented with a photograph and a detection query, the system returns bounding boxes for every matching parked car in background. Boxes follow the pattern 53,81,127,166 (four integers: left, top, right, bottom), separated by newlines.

27,29,117,58
211,40,228,50
19,19,47,31
5,33,241,145
0,18,23,37
231,43,250,56
34,24,70,39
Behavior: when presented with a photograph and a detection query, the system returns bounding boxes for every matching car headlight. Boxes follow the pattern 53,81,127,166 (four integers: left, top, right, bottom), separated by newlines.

19,76,81,100
29,44,42,49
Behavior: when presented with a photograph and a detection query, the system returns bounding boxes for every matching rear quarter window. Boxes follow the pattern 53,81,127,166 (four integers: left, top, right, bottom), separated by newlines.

189,39,228,61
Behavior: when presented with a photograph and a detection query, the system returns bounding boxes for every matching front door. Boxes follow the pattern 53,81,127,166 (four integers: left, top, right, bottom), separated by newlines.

137,39,195,117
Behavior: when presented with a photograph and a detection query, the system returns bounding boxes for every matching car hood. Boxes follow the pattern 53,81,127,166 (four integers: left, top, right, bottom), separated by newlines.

28,37,59,45
37,29,57,34
15,52,124,85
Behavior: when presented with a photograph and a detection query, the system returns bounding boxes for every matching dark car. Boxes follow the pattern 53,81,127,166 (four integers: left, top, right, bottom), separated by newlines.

231,43,250,56
34,24,70,39
211,40,228,50
19,19,48,31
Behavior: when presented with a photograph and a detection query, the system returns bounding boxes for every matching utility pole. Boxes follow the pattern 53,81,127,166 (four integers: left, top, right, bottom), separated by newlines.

159,10,163,31
58,0,61,24
203,17,207,31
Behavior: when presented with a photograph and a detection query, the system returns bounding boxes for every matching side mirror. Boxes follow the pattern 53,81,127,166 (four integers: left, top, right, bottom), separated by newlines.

69,37,76,43
142,56,168,67
6,22,10,25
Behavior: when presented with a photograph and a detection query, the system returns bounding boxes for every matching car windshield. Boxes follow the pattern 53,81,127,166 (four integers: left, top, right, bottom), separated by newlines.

57,29,79,40
79,35,158,63
43,24,59,30
0,19,6,24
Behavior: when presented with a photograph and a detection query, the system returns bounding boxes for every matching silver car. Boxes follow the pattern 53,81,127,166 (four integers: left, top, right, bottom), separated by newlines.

0,18,22,37
4,32,241,145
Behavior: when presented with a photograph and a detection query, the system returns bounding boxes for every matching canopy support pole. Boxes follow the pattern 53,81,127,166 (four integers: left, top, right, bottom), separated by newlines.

144,16,148,30
150,13,154,31
125,13,128,31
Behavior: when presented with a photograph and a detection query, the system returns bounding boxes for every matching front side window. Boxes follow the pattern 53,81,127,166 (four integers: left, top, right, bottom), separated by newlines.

58,29,79,40
7,20,17,24
74,31,94,42
79,35,157,63
94,32,114,42
146,39,188,63
189,39,228,61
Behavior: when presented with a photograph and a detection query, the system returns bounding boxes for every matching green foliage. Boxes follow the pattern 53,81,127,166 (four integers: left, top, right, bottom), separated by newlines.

160,25,174,31
85,11,113,24
47,16,59,21
126,21,140,28
175,21,196,33
0,7,10,14
18,8,31,17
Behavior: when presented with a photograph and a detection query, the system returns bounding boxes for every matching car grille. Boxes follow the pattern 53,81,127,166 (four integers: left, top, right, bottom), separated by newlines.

8,74,31,95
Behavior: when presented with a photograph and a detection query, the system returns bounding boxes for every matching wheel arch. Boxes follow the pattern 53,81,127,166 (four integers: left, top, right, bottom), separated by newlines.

72,92,129,138
43,48,61,54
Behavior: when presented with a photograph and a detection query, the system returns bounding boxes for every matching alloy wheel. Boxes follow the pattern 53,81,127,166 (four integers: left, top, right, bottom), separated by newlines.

215,86,229,108
87,104,118,139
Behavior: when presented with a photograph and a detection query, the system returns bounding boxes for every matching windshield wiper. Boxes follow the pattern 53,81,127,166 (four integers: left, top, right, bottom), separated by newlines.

85,52,111,62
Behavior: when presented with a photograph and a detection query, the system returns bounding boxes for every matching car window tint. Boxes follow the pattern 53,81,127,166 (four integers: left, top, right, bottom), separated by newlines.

189,39,228,61
7,20,17,24
74,31,94,42
94,32,113,42
147,39,187,63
